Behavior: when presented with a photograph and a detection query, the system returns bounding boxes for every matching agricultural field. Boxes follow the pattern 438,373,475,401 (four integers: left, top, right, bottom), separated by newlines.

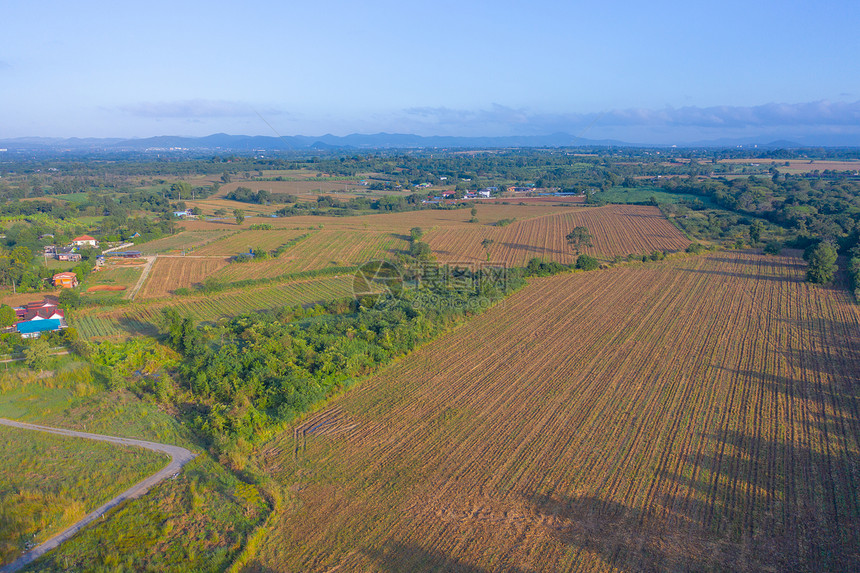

72,275,355,339
250,250,860,572
136,256,230,299
80,265,141,300
192,228,310,256
135,230,233,255
212,178,372,200
212,230,406,282
0,424,168,565
427,204,690,266
718,158,860,174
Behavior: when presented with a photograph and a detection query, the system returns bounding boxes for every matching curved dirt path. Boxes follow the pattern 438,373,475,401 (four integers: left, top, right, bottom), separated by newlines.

0,418,196,573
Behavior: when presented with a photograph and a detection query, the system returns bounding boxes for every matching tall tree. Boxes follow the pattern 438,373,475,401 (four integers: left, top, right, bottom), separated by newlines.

233,209,245,226
566,226,592,255
805,242,838,284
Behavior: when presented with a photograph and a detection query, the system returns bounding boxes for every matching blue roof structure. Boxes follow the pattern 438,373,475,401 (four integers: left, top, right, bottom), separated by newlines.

16,319,62,334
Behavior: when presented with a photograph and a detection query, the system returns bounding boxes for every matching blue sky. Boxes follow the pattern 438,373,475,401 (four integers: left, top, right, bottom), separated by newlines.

2,0,859,143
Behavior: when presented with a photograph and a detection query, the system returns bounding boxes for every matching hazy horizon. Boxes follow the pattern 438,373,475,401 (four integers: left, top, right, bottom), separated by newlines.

3,1,859,144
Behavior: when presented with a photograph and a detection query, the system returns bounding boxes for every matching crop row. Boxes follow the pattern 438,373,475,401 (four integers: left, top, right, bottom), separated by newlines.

426,204,691,266
254,250,860,572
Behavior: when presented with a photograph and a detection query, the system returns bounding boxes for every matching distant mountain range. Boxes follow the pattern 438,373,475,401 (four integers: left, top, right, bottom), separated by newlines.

0,132,858,152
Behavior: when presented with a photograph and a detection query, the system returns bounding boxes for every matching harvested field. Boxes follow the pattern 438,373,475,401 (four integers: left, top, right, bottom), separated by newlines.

212,230,406,282
253,250,860,572
136,230,232,255
193,229,310,256
136,256,230,299
212,179,368,200
428,204,690,265
179,203,572,233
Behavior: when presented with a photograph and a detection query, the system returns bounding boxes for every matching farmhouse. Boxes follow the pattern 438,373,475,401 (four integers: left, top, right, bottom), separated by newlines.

13,297,66,338
52,271,78,288
71,234,99,247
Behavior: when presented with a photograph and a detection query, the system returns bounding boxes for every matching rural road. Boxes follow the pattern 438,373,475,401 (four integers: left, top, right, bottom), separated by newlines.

126,255,156,301
0,418,196,573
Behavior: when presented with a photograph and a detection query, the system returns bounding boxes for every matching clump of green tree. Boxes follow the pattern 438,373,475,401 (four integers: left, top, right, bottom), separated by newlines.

566,226,592,255
804,241,838,284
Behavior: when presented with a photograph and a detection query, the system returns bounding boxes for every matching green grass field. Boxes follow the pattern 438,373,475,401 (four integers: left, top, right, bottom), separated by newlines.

597,185,704,205
0,362,271,571
0,425,168,565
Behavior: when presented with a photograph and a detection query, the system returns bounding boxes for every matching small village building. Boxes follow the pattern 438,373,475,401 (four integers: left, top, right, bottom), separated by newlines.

52,272,78,288
71,235,99,247
13,297,66,338
105,251,142,258
56,251,82,262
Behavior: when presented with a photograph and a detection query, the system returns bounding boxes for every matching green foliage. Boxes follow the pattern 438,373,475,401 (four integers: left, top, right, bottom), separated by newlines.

685,243,706,254
58,288,82,310
566,226,592,255
495,218,516,227
24,337,53,370
409,227,424,242
0,305,16,328
763,241,783,256
233,209,245,226
576,254,599,271
524,258,573,277
849,256,860,302
749,220,764,244
805,242,838,284
410,241,432,260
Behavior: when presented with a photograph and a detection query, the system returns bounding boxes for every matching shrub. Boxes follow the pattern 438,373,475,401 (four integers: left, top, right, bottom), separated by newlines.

576,255,599,271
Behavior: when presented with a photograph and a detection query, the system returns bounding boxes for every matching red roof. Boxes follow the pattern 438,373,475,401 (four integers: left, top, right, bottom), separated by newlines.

73,235,96,241
21,308,64,322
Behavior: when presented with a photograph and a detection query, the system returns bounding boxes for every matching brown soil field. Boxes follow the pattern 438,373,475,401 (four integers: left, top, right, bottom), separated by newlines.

251,250,860,572
718,159,860,174
428,204,690,265
0,291,62,307
195,204,687,283
212,179,369,200
178,203,571,233
136,256,230,299
86,285,126,292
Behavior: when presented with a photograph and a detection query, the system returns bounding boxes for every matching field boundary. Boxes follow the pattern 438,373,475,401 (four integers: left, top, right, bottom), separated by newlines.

0,419,197,573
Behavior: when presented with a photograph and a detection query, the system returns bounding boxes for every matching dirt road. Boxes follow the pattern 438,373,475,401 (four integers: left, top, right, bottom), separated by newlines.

0,418,196,573
126,255,156,301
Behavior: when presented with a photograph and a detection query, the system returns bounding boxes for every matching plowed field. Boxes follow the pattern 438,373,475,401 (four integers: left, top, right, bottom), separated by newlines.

428,204,690,265
136,256,230,299
253,250,860,572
